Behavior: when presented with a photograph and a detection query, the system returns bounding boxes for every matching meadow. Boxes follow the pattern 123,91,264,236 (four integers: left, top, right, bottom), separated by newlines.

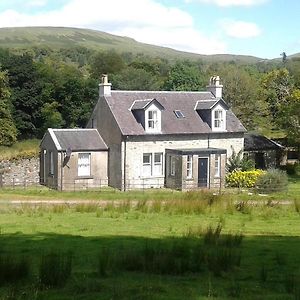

0,178,300,299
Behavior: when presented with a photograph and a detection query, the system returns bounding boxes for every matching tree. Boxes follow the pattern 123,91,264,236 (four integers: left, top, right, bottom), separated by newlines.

1,52,43,138
163,61,205,91
260,68,293,120
90,50,125,79
217,65,265,130
40,102,64,133
0,70,17,146
111,67,161,90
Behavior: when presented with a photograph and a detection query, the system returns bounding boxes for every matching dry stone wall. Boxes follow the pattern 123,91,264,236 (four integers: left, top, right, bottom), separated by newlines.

0,158,39,187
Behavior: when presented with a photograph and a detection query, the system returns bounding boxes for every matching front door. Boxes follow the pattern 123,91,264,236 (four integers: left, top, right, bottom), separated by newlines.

198,157,208,187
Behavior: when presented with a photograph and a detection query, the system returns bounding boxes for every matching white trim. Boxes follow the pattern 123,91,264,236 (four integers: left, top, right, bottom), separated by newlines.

48,128,62,150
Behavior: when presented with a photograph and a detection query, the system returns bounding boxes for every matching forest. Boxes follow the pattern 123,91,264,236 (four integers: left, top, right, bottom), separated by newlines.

0,46,299,150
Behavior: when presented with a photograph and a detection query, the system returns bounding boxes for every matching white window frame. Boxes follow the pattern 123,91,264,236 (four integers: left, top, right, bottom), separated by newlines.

49,151,54,175
78,153,91,177
145,104,161,133
212,104,226,131
214,154,221,177
143,153,152,177
153,152,163,176
143,152,163,177
186,155,193,179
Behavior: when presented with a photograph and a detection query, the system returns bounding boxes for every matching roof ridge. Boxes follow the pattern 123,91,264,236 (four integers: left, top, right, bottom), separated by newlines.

112,90,211,94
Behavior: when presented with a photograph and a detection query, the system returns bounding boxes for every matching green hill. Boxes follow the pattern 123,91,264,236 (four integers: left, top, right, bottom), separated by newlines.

0,26,262,63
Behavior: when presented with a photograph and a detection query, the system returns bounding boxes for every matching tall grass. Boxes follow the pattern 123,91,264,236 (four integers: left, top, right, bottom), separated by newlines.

39,251,73,287
0,139,40,161
0,254,30,284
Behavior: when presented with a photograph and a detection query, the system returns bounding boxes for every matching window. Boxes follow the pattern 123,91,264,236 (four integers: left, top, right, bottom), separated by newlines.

143,152,163,177
187,155,193,178
170,156,176,176
214,109,224,129
143,153,152,177
49,151,54,175
154,153,163,176
148,110,158,129
214,154,220,177
174,110,185,118
78,153,91,177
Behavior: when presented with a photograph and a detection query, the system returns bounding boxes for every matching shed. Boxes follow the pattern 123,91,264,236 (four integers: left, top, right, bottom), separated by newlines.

40,128,108,190
244,133,283,169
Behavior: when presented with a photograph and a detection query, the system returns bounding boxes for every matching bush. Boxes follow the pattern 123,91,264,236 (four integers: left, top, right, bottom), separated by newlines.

255,169,288,193
226,170,265,188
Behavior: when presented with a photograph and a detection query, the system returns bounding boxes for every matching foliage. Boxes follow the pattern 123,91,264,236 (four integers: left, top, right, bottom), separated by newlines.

0,70,17,146
40,101,64,132
226,147,255,173
255,168,288,193
226,169,265,188
163,61,206,91
0,139,40,160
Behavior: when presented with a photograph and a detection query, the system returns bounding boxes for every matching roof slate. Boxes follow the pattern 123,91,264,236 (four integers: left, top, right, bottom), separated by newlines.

51,129,108,151
244,133,283,151
104,91,246,135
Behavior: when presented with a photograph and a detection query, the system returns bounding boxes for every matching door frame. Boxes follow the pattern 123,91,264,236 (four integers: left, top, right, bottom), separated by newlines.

198,156,209,188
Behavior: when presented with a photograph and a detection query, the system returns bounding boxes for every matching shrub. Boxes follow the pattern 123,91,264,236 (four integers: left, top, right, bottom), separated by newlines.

226,147,255,173
226,170,265,188
255,169,288,193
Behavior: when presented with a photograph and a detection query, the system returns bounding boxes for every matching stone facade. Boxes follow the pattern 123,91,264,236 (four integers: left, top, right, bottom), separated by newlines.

0,158,39,187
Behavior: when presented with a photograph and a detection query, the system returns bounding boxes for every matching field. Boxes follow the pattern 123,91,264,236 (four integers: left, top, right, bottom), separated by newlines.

0,177,300,299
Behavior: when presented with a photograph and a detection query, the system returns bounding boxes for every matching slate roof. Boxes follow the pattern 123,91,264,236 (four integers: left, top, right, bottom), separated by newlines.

49,128,108,151
104,91,246,135
244,133,283,151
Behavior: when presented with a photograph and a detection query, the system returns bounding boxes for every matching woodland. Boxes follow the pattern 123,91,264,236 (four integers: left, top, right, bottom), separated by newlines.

0,45,299,150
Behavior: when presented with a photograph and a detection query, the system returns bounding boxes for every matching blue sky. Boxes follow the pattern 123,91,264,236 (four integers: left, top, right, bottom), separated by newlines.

0,0,299,59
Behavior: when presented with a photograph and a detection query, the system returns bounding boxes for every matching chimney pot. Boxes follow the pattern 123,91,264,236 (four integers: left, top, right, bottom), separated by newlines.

99,74,111,97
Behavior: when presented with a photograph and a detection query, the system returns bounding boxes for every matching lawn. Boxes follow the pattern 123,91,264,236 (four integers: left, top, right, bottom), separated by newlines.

0,189,300,299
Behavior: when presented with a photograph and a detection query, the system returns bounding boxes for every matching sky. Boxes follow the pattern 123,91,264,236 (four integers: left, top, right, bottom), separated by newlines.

0,0,299,59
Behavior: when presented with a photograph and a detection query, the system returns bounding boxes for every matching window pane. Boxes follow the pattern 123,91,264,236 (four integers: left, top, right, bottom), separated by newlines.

143,154,151,164
187,155,193,178
78,153,91,176
154,153,162,163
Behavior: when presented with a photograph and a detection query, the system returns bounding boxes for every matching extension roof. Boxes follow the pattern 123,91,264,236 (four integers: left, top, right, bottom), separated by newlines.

244,133,283,151
104,91,246,136
48,128,108,151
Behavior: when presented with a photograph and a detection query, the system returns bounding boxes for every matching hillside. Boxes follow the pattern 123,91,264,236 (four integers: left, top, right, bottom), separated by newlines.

0,26,261,63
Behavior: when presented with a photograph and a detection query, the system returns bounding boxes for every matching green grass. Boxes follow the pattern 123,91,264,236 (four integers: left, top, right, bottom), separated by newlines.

0,139,40,161
1,193,300,299
0,27,262,63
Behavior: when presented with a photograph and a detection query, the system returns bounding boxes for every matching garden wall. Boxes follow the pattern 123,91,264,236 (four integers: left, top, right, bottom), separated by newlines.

0,158,39,187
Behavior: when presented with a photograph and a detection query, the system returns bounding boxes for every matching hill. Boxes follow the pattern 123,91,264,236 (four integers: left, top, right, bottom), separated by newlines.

0,26,261,63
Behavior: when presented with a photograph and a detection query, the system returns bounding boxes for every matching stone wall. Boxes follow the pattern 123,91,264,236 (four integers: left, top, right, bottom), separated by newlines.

0,158,39,187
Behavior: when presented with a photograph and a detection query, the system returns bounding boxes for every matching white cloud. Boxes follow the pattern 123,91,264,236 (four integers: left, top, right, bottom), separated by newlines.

0,0,227,55
221,20,261,38
186,0,267,6
26,0,48,7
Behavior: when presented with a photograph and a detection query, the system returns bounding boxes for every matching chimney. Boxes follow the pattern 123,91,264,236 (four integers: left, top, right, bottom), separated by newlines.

99,74,112,97
206,75,223,98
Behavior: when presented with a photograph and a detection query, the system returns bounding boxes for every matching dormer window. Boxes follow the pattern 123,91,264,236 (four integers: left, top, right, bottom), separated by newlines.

148,110,158,129
214,109,224,128
212,105,226,131
131,98,164,133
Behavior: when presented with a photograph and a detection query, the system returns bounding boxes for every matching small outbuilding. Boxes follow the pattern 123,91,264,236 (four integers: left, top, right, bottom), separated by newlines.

244,133,284,169
40,128,108,190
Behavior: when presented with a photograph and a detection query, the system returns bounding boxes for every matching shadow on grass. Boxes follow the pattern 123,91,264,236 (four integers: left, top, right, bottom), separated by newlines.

0,232,300,299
